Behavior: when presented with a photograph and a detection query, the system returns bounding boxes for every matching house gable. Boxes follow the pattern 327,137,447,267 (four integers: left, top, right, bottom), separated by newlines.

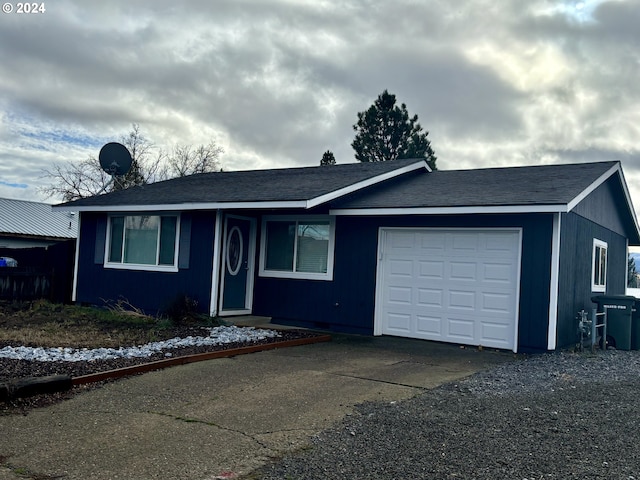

570,172,638,242
330,161,631,214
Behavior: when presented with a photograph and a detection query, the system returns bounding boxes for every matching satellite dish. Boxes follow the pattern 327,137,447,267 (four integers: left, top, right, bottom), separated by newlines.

99,142,132,176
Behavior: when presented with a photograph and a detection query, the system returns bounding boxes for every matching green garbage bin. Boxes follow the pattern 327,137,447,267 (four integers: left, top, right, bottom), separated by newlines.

632,299,640,350
591,295,636,350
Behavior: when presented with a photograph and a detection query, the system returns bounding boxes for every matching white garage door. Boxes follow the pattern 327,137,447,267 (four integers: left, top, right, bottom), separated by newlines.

376,228,521,352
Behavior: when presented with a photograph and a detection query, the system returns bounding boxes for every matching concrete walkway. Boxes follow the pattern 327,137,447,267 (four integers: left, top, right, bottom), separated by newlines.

0,332,514,480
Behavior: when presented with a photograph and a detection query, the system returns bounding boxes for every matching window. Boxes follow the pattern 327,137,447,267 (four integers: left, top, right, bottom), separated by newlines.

592,239,607,292
106,214,179,271
260,216,335,280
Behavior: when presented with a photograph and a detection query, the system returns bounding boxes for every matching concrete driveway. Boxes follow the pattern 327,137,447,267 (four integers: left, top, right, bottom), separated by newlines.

0,333,514,480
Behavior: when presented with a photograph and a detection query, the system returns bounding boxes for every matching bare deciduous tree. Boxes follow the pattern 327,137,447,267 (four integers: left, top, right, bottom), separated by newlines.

164,143,224,179
41,124,223,202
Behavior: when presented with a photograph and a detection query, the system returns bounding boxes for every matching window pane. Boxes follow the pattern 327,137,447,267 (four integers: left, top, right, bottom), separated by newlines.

265,221,295,271
109,216,124,262
599,247,607,285
123,216,159,265
296,222,329,273
594,246,602,285
159,216,177,265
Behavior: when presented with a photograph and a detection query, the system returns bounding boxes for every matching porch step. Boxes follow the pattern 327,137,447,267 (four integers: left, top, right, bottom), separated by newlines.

225,315,299,330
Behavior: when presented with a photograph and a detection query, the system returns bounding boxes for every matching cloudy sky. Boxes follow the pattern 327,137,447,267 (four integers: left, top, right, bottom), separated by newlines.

0,0,639,208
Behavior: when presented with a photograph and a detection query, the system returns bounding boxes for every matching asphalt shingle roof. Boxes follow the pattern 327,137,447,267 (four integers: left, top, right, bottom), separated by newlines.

331,161,620,209
57,158,425,209
0,198,78,239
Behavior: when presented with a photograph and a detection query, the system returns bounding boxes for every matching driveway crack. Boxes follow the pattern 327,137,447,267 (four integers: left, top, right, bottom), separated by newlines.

327,372,428,390
147,411,269,449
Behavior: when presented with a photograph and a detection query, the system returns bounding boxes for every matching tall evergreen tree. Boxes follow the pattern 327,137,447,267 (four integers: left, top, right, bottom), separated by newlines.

352,90,436,169
629,255,639,288
320,150,336,166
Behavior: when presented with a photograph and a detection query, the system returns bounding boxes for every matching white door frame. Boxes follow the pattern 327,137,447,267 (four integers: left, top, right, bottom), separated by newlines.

374,227,522,352
218,214,257,316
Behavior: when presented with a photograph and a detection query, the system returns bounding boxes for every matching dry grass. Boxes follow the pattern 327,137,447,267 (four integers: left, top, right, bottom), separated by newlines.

0,299,213,349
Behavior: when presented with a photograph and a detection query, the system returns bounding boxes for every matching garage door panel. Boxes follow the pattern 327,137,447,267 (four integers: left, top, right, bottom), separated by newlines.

386,312,411,333
379,228,520,351
418,232,446,253
449,262,478,281
417,288,443,307
483,263,515,283
387,286,412,305
480,322,513,347
483,233,519,252
447,317,476,340
389,231,415,249
416,315,442,335
481,292,513,314
450,233,479,253
418,260,445,279
448,290,476,310
388,258,413,277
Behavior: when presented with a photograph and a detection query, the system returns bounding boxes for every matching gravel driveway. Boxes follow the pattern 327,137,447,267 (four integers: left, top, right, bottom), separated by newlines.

256,350,640,479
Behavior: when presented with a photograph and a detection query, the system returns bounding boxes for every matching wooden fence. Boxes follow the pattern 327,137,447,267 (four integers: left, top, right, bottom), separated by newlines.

0,268,51,301
0,240,75,303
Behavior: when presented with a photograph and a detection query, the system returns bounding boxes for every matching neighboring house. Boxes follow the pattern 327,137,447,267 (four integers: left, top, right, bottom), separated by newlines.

0,198,78,248
53,159,640,352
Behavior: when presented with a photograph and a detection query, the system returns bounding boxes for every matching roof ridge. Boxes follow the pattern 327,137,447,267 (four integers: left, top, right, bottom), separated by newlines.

0,197,56,206
436,160,619,174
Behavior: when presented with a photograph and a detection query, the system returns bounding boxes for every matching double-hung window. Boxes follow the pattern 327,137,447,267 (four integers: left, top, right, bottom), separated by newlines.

260,215,335,280
592,238,607,292
106,214,179,271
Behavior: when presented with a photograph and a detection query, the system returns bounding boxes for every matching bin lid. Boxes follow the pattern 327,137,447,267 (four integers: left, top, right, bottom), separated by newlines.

592,294,638,306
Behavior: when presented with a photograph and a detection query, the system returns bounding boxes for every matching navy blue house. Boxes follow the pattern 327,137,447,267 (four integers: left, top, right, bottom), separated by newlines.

55,159,640,352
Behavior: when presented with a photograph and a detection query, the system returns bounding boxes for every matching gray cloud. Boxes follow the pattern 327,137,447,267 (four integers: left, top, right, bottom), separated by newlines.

1,0,639,207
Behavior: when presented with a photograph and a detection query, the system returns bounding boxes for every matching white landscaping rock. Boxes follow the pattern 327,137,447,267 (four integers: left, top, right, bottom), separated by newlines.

0,326,281,362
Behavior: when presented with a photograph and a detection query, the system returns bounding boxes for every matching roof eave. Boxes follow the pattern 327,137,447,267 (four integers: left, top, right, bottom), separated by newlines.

329,204,569,216
0,232,76,241
53,200,310,213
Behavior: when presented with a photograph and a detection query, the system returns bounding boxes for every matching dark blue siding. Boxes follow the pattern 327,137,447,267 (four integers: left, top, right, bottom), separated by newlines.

75,211,216,314
571,176,628,237
556,212,627,349
253,213,554,351
252,216,379,335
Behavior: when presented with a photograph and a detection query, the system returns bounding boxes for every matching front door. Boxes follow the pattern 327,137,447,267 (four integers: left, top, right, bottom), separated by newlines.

219,215,256,315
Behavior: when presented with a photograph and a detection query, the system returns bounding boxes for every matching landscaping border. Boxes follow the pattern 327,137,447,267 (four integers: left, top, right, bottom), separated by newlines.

1,333,332,400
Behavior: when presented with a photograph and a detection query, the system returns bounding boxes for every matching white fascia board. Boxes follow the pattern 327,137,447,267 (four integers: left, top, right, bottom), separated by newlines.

330,204,568,216
566,163,619,211
547,213,561,351
53,200,308,213
306,160,429,209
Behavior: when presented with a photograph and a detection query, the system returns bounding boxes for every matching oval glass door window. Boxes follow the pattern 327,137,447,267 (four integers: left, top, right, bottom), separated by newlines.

226,226,243,276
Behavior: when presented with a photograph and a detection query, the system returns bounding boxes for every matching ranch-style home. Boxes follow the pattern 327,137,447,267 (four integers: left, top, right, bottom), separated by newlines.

54,159,640,352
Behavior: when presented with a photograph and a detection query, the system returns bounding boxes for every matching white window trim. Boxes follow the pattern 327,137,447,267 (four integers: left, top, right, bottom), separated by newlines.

104,213,181,272
259,215,335,281
592,238,607,293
